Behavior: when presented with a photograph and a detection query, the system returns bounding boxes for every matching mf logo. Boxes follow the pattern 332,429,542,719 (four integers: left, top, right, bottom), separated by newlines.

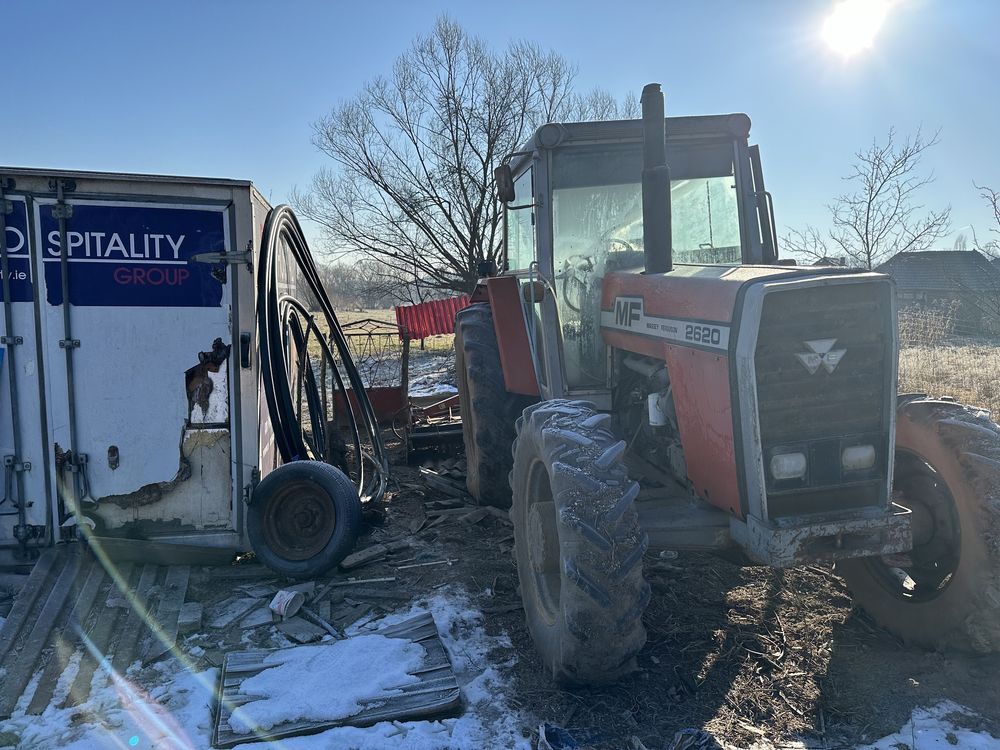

796,338,847,375
614,297,643,328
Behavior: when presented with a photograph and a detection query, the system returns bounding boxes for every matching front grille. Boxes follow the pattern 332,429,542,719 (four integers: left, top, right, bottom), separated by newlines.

753,281,893,517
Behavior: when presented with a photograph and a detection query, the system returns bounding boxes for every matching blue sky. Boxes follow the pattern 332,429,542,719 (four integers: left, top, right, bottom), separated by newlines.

3,0,997,250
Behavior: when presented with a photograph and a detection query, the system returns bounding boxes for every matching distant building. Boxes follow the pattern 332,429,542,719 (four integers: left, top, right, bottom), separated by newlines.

877,250,1000,334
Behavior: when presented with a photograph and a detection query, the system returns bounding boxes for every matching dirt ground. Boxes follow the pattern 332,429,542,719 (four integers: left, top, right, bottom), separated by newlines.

397,437,1000,748
184,431,1000,749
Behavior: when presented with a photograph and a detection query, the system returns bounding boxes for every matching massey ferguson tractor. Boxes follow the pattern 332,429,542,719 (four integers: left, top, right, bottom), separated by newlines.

454,83,1000,684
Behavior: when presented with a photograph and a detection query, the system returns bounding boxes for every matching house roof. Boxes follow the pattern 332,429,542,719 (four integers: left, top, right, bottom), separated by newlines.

877,250,1000,292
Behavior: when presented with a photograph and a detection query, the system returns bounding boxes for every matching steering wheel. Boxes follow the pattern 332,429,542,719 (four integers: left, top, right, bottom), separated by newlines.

607,237,637,253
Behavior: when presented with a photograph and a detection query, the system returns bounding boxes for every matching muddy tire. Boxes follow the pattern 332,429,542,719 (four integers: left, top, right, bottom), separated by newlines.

510,399,649,685
839,397,1000,651
247,460,362,579
455,303,532,508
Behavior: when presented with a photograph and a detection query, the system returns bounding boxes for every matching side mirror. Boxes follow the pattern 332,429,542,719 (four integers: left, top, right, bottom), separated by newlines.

494,164,515,203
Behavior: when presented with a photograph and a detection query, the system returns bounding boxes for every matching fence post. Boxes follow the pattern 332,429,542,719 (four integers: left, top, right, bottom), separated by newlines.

401,333,411,403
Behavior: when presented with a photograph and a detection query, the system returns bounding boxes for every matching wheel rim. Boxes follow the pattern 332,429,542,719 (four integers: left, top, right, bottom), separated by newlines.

525,458,561,625
865,451,961,602
262,478,337,561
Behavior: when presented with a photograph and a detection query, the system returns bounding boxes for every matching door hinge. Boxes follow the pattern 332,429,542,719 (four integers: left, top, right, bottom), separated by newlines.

4,455,31,472
242,466,261,505
192,241,253,272
51,203,74,220
59,339,81,349
0,335,23,345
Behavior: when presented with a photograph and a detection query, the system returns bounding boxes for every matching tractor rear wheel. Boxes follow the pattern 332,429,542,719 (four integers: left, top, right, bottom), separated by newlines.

839,397,1000,651
455,303,532,508
510,399,650,685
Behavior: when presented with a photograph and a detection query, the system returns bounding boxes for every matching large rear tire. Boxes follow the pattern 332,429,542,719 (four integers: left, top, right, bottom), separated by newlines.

455,303,532,508
839,397,1000,651
510,399,649,685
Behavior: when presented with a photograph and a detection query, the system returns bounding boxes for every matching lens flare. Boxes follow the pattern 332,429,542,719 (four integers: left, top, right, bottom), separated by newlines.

822,0,896,58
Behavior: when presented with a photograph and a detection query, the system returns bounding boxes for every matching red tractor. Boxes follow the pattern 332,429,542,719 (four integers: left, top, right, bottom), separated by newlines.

455,84,1000,685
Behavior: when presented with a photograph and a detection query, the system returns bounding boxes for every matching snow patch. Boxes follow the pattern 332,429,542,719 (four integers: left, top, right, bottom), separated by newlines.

857,701,1000,749
0,588,528,750
228,635,425,734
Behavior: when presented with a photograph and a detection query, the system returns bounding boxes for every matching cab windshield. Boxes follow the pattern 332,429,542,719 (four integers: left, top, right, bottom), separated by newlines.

550,141,742,270
549,140,743,388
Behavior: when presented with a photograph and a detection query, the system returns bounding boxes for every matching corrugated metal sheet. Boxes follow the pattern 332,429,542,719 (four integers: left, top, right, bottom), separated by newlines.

394,296,470,340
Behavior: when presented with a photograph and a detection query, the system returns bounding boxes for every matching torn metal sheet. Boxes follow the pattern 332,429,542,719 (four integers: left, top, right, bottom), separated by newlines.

211,612,462,748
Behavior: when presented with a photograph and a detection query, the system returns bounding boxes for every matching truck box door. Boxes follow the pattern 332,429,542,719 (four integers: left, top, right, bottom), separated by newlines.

34,197,236,539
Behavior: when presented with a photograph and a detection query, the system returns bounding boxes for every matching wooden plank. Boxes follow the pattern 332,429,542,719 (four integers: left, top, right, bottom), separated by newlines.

26,558,106,715
208,564,274,580
211,612,461,748
0,548,61,663
110,564,159,675
338,544,387,571
89,537,235,566
140,565,190,665
418,468,469,498
0,550,83,718
62,562,135,708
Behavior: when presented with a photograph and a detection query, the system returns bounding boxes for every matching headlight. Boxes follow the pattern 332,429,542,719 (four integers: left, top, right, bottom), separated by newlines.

770,452,807,480
842,444,876,471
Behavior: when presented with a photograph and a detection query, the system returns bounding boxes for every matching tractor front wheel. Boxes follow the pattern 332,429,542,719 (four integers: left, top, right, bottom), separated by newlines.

839,397,1000,651
510,399,649,685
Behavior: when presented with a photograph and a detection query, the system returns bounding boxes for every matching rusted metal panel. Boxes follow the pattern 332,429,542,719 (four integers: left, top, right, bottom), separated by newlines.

486,276,540,397
394,295,470,340
334,388,406,426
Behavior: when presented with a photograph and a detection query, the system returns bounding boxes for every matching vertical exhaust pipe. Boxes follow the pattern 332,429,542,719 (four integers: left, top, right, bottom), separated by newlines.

641,83,672,274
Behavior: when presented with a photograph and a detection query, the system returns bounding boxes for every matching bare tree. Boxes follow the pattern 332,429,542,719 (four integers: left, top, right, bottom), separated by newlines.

294,16,634,295
965,182,1000,329
974,182,1000,260
783,128,951,269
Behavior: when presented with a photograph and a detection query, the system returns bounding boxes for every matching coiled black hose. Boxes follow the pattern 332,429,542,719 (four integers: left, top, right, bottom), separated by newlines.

257,205,388,503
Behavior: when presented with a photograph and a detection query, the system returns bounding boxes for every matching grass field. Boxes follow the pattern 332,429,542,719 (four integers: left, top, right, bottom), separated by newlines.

337,309,455,354
899,342,1000,414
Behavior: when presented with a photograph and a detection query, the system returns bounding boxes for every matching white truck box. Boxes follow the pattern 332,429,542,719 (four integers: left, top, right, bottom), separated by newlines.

0,167,272,563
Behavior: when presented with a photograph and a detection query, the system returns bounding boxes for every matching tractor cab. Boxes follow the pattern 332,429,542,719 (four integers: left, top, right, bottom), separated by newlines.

499,111,778,398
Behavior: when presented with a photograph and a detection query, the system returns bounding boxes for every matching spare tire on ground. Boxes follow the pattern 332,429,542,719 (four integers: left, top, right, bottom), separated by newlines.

247,460,362,578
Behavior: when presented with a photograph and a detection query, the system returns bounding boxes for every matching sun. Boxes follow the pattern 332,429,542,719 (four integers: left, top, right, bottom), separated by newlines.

822,0,896,58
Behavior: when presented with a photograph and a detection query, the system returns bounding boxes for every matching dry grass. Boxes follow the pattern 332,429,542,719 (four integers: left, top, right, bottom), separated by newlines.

899,342,1000,414
337,309,455,354
897,307,1000,415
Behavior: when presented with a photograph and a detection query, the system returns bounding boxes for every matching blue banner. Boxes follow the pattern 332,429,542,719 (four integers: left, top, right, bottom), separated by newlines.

2,198,34,303
39,202,227,307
